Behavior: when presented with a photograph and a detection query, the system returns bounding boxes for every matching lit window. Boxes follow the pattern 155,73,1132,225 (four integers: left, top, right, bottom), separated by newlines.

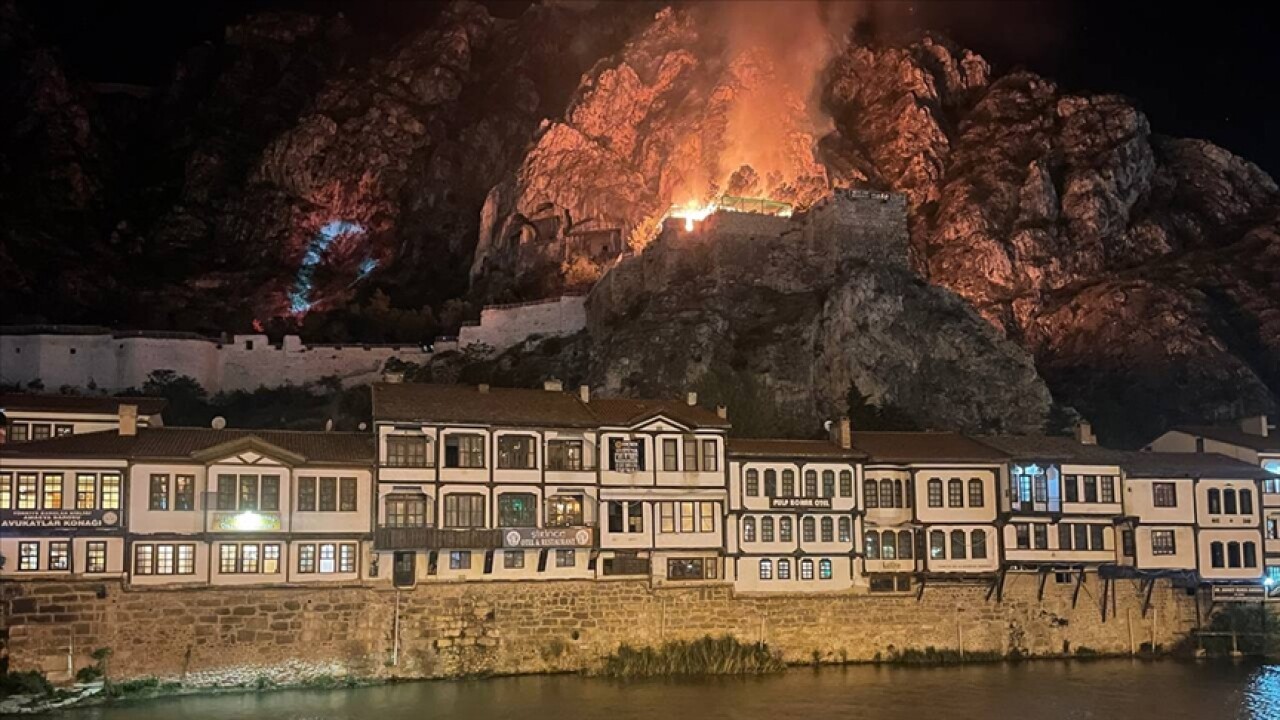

18,541,39,571
759,559,773,580
76,474,96,509
86,542,107,573
449,551,471,570
556,549,575,568
800,559,814,580
504,551,525,569
819,559,833,580
42,474,63,509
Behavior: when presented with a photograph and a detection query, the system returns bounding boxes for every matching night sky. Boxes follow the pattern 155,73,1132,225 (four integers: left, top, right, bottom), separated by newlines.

15,0,1280,176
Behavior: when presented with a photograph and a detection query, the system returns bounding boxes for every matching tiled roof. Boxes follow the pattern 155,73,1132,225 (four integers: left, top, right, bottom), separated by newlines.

727,438,865,459
1117,451,1273,479
851,431,1008,464
0,427,373,465
0,393,167,416
372,383,730,429
975,435,1125,464
1166,426,1280,453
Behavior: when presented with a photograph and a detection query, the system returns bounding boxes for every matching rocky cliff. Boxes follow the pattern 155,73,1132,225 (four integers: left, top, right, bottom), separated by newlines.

2,2,1276,444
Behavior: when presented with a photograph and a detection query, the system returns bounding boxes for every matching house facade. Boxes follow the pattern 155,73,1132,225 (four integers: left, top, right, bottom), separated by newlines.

0,394,165,443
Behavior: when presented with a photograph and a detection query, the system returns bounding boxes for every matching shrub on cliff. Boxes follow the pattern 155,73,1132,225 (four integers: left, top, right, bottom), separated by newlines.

594,635,785,678
0,670,52,698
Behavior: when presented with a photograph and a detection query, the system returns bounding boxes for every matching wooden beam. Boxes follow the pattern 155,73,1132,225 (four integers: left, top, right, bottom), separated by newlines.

1037,568,1049,602
1141,577,1156,618
1072,568,1085,609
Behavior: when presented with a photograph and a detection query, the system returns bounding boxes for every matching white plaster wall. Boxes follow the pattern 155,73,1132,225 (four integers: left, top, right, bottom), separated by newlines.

456,296,586,352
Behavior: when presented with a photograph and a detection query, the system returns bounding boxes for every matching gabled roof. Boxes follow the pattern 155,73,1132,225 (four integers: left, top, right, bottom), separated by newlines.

851,431,1008,464
1117,451,1273,479
1166,426,1280,453
0,428,373,465
974,435,1125,464
371,383,730,430
727,438,865,460
0,393,167,417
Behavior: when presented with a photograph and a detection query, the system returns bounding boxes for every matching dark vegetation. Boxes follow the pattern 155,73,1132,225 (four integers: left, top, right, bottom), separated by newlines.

594,636,786,678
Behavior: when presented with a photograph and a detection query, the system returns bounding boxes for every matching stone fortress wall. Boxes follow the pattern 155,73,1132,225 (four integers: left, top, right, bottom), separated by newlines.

3,573,1199,685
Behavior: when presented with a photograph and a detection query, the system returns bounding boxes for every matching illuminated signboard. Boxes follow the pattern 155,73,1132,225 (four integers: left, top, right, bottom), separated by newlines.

769,498,833,509
0,509,120,530
503,527,595,548
612,440,640,474
210,511,283,531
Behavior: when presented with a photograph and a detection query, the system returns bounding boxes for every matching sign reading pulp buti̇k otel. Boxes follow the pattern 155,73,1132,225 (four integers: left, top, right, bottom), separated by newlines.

769,497,833,509
503,527,595,548
0,509,121,530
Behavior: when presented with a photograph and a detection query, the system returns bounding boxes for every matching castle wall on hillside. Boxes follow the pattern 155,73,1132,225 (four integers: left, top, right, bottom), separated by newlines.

454,295,586,352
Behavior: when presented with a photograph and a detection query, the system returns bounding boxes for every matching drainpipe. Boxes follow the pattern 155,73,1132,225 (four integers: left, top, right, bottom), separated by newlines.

392,589,401,667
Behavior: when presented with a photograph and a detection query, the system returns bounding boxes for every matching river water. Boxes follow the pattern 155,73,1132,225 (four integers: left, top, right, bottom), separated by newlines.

51,660,1280,720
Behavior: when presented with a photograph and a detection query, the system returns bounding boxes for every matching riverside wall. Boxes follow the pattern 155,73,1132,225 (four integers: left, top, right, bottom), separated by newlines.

2,574,1200,685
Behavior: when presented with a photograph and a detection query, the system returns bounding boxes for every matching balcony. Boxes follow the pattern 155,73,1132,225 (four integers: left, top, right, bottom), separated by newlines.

374,525,504,550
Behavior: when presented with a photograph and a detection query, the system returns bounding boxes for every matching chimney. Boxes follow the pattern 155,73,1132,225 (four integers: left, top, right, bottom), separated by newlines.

686,391,698,406
1074,421,1097,445
544,378,563,392
1240,415,1270,438
716,405,728,420
478,384,490,394
118,403,138,437
381,371,404,384
579,385,590,403
831,416,851,450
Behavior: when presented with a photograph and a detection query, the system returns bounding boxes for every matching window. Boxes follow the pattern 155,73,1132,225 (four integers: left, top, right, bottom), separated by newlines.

700,503,715,533
745,469,759,497
339,545,356,573
1034,473,1048,505
896,480,906,508
1210,542,1224,568
17,473,38,509
928,479,943,508
822,471,835,498
1073,524,1088,551
1208,488,1222,514
667,558,715,580
42,474,62,509
764,470,777,498
0,473,9,509
9,423,28,442
802,470,817,497
1228,542,1242,568
1240,489,1254,515
261,475,280,511
555,549,576,568
244,545,263,573
386,496,427,527
607,501,644,533
701,439,718,472
547,440,585,471
800,558,815,580
216,474,236,511
971,530,988,559
239,475,259,511
743,517,757,542
802,516,816,542
865,531,881,559
445,434,485,468
680,502,695,532
777,559,791,580
759,559,773,580
499,493,537,527
1033,524,1048,550
779,517,792,542
680,437,696,471
497,435,537,469
386,435,430,467
547,494,584,527
882,531,898,559
820,517,834,542
929,530,945,559
1153,483,1177,507
819,558,833,580
220,544,237,573
449,550,471,570
264,544,281,573
134,545,153,575
761,516,775,542
839,471,853,497
175,475,195,511
1122,529,1136,557
339,478,357,512
319,477,337,512
968,478,984,508
781,470,795,497
899,530,914,559
1224,489,1238,515
864,479,879,509
950,530,967,559
660,503,675,533
1015,524,1030,549
659,502,714,533
1083,475,1098,503
319,544,336,573
298,544,316,573
86,542,107,573
1064,475,1078,503
18,542,38,571
948,479,963,508
31,424,51,441
838,516,851,542
74,473,95,509
444,494,485,528
1089,525,1105,551
504,551,525,569
1100,476,1115,503
150,474,170,510
44,541,68,571
1244,542,1258,568
134,544,196,575
157,545,174,574
298,477,317,511
1151,530,1177,556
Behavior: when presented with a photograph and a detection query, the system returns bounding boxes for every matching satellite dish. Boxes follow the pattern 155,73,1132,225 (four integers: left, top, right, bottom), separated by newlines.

324,419,334,432
823,420,833,432
358,422,368,431
211,416,227,430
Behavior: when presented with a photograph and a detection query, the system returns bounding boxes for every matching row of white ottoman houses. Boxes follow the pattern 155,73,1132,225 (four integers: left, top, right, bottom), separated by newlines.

0,382,1275,596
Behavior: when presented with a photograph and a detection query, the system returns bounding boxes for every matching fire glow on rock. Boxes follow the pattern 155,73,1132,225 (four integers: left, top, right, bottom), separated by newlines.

665,195,793,231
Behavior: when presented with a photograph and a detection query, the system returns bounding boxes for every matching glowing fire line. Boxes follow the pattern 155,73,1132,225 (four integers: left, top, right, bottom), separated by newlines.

664,195,793,231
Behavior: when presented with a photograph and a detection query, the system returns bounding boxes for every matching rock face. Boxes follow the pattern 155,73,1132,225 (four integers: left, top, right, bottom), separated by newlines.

585,191,1053,436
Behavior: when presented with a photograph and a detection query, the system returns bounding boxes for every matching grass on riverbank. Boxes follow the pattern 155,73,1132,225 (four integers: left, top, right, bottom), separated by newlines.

594,636,786,678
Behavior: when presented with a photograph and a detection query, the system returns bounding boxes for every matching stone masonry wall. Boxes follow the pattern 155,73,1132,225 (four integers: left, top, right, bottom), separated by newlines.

3,574,1200,685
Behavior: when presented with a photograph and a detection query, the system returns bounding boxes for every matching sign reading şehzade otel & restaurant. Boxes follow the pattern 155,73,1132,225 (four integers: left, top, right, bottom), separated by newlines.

0,508,122,530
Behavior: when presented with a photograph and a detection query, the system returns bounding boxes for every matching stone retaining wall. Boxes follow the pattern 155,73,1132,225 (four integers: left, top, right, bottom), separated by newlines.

2,574,1200,685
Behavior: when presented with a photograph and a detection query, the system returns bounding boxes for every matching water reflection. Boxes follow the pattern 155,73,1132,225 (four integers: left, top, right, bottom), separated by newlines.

55,660,1277,720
